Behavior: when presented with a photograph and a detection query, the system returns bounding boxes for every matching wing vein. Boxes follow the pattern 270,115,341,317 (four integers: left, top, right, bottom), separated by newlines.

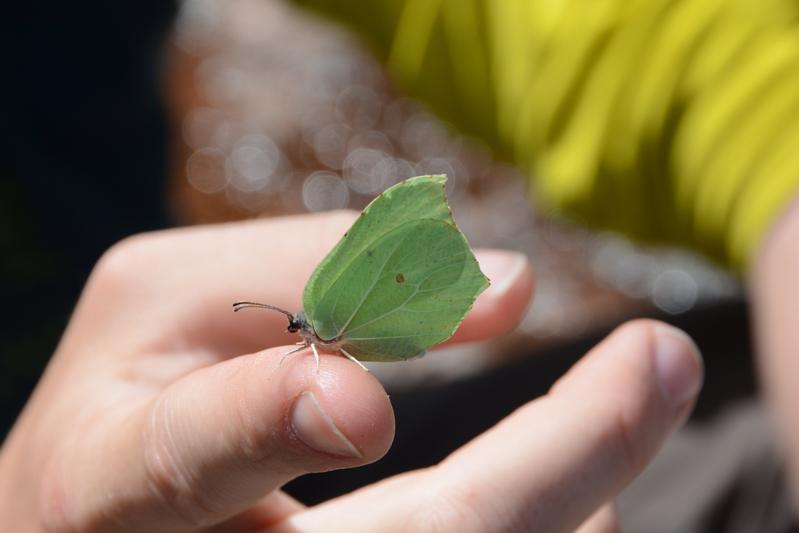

341,254,469,337
331,231,411,338
346,332,437,341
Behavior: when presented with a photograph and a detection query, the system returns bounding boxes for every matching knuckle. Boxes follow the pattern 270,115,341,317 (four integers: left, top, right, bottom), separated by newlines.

38,457,78,533
143,396,215,527
200,357,277,466
406,474,507,533
610,407,646,476
231,373,276,465
89,233,157,293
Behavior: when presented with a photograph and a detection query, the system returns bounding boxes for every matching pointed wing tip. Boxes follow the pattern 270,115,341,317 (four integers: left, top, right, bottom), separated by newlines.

404,174,447,186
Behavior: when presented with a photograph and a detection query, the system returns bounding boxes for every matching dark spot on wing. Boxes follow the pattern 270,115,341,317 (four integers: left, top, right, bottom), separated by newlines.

367,250,373,257
395,272,405,283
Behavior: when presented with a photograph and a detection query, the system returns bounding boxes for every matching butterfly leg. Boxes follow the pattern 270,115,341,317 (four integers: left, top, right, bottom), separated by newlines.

339,347,369,372
311,343,320,372
281,343,308,365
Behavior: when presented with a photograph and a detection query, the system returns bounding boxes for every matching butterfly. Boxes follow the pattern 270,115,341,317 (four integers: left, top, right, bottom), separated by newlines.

234,175,489,370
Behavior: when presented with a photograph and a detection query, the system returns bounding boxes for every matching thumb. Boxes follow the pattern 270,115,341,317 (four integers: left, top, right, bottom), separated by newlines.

90,350,393,530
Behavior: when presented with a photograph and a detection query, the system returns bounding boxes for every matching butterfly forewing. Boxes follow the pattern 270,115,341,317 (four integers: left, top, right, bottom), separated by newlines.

303,175,452,322
302,174,489,362
309,219,488,362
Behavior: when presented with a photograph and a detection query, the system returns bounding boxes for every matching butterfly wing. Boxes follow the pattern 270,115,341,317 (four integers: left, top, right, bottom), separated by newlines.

307,218,489,362
303,175,451,321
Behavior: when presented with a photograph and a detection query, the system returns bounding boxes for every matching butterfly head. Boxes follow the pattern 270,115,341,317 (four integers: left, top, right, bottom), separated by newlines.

288,311,307,333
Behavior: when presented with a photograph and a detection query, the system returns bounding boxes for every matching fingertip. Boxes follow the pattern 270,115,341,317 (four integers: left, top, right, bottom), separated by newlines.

597,319,703,412
651,323,704,410
478,249,533,300
450,250,534,343
282,352,395,465
539,319,703,495
291,391,364,458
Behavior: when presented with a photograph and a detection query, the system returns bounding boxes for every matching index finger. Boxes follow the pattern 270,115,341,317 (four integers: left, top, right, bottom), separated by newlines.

79,211,533,359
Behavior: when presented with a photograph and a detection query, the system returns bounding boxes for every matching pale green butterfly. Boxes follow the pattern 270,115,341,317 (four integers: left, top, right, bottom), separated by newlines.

233,174,490,370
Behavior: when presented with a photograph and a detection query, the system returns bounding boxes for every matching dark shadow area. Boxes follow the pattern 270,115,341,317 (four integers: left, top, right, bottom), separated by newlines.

0,0,176,436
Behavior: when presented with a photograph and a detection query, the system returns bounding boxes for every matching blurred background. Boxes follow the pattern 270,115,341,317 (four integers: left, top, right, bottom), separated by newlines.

1,0,762,525
165,0,742,384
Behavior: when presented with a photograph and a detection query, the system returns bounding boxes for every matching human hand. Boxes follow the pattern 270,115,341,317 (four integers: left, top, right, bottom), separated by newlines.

0,212,702,532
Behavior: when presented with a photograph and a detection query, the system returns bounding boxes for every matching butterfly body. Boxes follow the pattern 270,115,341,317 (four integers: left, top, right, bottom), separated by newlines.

290,310,344,352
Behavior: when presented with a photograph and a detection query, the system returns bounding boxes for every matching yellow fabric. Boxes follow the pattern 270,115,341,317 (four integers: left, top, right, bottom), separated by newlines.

295,0,799,271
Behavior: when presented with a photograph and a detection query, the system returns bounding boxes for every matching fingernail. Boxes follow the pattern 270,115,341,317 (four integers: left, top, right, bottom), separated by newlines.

477,250,528,297
290,391,362,458
653,325,703,408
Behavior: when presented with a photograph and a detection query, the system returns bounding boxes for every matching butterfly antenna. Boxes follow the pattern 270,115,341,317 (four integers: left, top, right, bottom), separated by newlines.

232,301,294,319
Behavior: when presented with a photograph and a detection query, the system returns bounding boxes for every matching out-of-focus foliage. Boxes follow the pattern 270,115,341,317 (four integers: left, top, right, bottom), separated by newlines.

170,0,740,362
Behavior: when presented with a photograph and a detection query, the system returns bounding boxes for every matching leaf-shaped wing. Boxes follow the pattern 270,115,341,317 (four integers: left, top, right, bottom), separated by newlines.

308,218,489,362
303,175,452,321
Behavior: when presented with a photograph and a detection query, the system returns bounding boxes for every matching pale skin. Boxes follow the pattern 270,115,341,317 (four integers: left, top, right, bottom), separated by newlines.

751,198,799,506
0,211,704,532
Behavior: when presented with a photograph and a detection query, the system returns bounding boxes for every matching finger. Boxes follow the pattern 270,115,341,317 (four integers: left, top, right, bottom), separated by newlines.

79,212,533,357
282,320,702,532
54,349,393,531
434,320,702,532
576,503,619,533
78,212,359,357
